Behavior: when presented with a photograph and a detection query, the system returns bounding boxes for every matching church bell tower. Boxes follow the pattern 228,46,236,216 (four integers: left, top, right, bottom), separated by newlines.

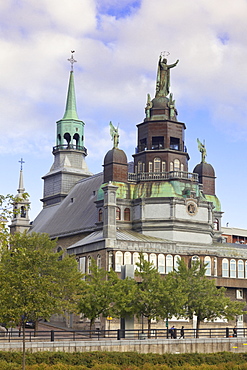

42,52,92,208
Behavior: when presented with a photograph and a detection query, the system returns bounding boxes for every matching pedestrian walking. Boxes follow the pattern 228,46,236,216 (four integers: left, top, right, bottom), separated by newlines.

179,325,185,339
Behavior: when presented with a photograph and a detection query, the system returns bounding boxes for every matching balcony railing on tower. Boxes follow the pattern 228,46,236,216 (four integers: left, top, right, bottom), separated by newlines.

53,144,87,155
128,171,198,183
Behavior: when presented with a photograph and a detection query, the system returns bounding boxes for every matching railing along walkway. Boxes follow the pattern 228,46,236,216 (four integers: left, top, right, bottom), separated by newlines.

1,327,245,343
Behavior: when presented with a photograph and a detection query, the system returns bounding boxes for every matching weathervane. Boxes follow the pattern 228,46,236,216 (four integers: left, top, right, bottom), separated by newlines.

160,51,170,59
19,158,25,171
68,51,77,71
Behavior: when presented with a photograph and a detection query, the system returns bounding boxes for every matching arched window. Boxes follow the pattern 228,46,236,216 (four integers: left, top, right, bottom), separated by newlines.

124,208,130,221
64,132,71,147
108,252,113,271
174,255,181,271
158,254,165,273
57,246,63,261
97,254,101,269
230,259,236,278
115,251,123,272
73,133,80,147
20,206,26,218
192,255,200,265
116,207,121,220
124,252,131,265
133,252,140,271
149,161,153,173
150,253,157,267
245,261,247,279
174,159,180,171
166,255,173,274
214,219,219,230
170,162,174,171
154,157,161,173
204,256,211,276
181,163,184,172
213,257,217,276
98,208,103,222
143,253,148,261
222,258,229,277
238,260,244,279
87,256,92,274
142,163,145,172
138,161,142,173
162,161,166,172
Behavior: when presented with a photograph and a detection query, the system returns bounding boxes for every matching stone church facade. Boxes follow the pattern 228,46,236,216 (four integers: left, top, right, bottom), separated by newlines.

13,54,247,330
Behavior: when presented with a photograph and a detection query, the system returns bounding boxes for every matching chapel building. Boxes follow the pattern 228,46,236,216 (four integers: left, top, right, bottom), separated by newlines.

23,54,247,330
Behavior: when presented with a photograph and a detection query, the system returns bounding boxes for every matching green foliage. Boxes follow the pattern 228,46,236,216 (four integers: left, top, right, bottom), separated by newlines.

1,351,247,369
110,275,137,319
170,259,245,332
78,260,119,329
0,232,83,327
134,254,185,331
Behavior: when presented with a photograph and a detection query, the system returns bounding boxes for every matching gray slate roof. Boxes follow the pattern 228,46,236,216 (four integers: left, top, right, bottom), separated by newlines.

67,229,170,250
30,173,103,237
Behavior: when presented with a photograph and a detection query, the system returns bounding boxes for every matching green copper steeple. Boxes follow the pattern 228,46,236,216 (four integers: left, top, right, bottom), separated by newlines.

55,53,85,150
62,71,79,120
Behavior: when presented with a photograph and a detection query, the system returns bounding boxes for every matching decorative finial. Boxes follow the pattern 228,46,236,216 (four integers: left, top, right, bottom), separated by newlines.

68,51,77,71
19,158,25,171
197,138,207,163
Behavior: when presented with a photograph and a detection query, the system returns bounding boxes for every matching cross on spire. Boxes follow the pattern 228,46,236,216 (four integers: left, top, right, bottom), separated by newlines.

19,158,25,171
68,51,77,71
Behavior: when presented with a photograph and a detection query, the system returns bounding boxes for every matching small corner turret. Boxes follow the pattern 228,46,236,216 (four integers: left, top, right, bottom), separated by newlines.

9,158,30,234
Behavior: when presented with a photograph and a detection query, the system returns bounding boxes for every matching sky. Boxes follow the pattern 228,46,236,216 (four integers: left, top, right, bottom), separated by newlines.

1,0,247,229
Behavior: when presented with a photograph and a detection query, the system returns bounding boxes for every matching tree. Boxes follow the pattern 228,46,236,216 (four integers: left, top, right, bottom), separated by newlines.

171,258,245,336
78,260,116,333
0,231,83,370
134,255,182,336
110,275,137,319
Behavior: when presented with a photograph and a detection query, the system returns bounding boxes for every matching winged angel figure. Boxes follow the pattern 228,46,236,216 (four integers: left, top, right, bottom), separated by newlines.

197,138,207,163
109,121,119,148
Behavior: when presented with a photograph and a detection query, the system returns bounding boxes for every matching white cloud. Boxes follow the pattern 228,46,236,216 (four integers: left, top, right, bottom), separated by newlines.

1,0,247,226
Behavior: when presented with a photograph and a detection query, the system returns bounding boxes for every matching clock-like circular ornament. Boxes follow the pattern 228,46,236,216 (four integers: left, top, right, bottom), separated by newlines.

186,201,197,216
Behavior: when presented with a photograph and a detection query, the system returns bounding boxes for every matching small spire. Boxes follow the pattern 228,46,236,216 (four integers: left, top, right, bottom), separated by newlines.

18,158,25,194
63,51,79,120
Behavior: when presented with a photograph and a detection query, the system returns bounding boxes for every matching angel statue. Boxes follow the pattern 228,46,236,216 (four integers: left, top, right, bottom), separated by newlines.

156,53,179,97
109,121,119,149
197,138,207,163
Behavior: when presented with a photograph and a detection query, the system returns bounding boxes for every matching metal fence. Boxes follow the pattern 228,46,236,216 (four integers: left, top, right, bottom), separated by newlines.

0,327,246,343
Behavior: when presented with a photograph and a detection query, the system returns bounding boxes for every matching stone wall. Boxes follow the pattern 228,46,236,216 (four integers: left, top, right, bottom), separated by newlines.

1,338,247,354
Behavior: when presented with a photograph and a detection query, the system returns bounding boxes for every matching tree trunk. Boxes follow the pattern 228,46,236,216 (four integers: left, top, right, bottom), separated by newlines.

147,318,151,338
196,316,200,338
89,319,94,338
22,321,26,370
